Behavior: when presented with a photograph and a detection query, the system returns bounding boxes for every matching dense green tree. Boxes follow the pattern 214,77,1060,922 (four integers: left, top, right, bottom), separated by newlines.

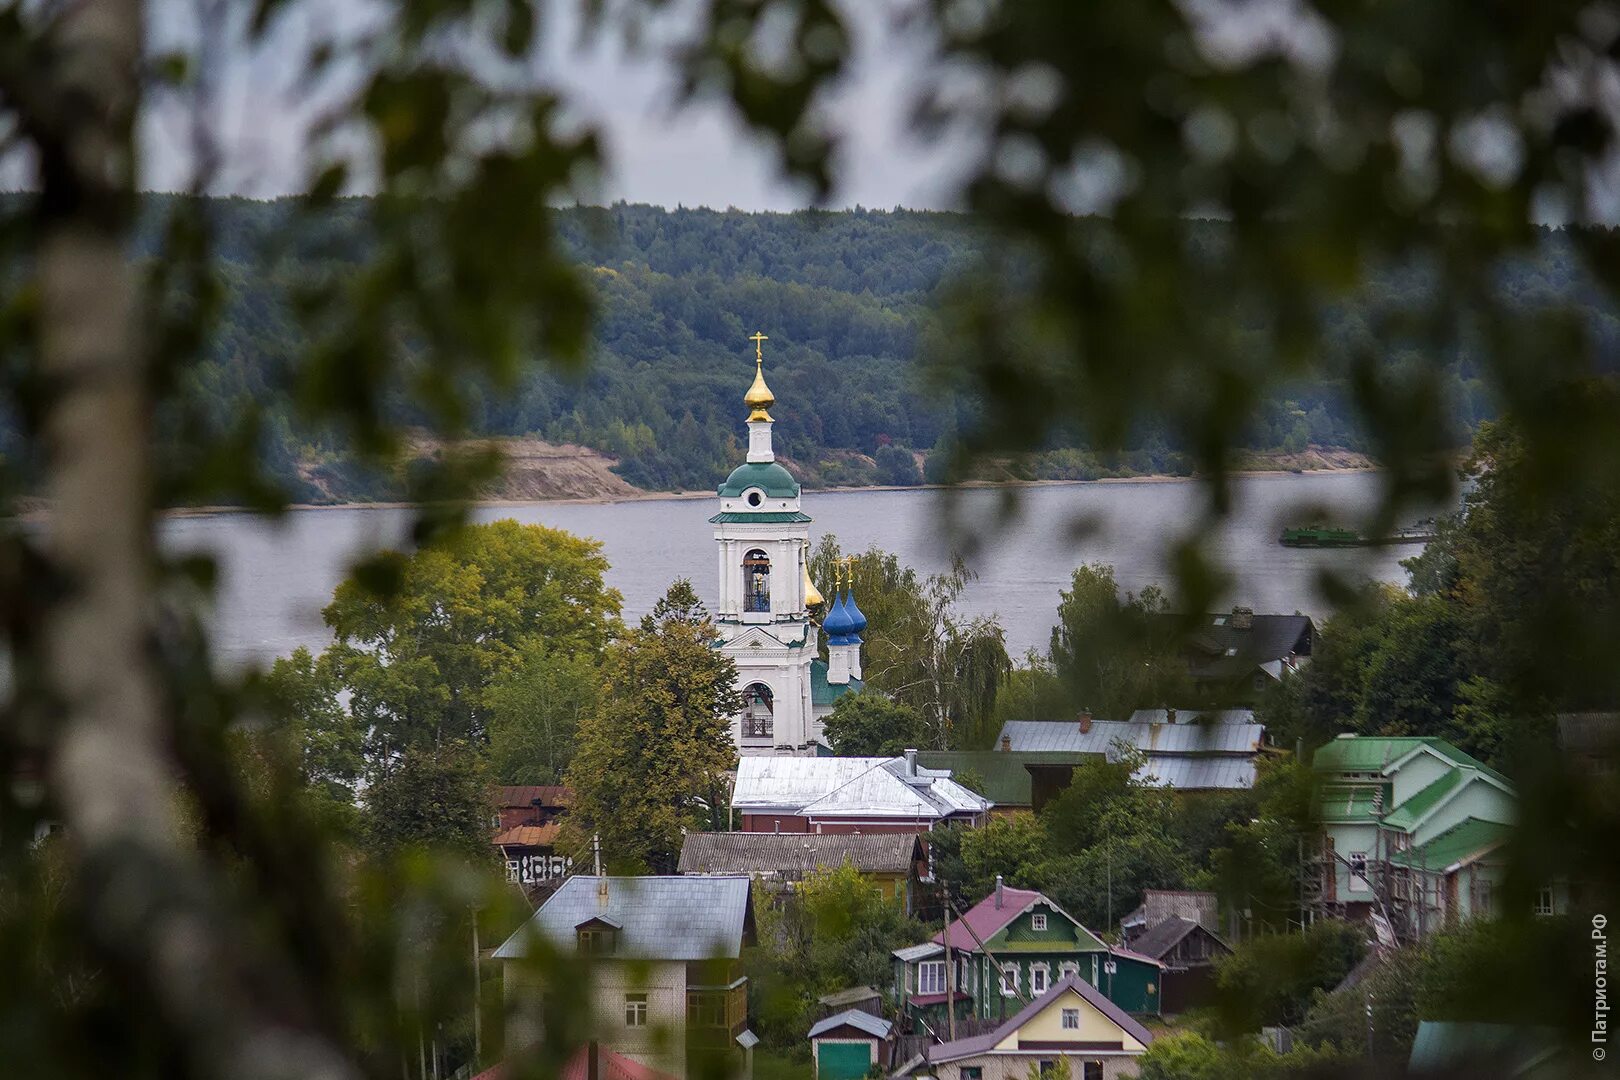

563,581,739,872
810,538,1011,748
821,692,928,756
746,863,925,1058
484,646,599,785
258,646,365,824
1212,921,1367,1031
360,740,493,861
873,444,922,486
323,520,621,755
1048,564,1193,719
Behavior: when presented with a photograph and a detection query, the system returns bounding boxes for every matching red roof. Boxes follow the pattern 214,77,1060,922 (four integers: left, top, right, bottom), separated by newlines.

472,1046,677,1080
933,886,1044,951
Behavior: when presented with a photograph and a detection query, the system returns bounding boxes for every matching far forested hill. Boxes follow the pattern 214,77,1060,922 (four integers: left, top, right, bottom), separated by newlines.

8,197,1613,503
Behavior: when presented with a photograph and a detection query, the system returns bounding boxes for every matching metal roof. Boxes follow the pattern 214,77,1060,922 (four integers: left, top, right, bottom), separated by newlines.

915,750,1101,806
492,876,752,961
891,942,943,962
1135,756,1257,790
732,755,990,819
808,1009,893,1040
1387,817,1512,872
678,832,921,875
997,719,1265,757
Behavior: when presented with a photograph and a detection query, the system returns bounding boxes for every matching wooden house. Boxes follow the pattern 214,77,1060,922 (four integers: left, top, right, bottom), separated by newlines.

678,832,927,913
808,1010,895,1080
915,975,1153,1080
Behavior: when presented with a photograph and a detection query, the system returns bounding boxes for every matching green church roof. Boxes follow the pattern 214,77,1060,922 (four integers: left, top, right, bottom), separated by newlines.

718,461,800,498
708,511,813,524
810,658,863,706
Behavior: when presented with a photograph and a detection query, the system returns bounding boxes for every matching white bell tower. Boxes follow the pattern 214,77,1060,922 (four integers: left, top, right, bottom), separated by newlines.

712,333,824,756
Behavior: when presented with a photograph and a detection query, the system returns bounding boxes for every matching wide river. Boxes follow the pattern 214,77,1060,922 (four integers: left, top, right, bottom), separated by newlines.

160,471,1424,671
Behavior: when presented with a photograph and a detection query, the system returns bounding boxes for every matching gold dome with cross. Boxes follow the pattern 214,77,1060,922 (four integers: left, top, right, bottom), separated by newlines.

744,331,775,422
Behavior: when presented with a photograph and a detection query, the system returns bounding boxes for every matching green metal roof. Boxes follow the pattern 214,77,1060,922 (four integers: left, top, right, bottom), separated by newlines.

915,750,1101,807
717,461,800,498
708,511,813,524
1382,770,1465,830
1317,784,1387,824
1313,735,1511,784
1388,817,1512,871
810,658,863,706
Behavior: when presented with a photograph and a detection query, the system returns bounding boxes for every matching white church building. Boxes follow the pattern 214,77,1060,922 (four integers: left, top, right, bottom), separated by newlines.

710,334,866,756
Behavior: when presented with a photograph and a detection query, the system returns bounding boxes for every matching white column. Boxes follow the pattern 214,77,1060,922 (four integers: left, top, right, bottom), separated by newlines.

747,420,774,463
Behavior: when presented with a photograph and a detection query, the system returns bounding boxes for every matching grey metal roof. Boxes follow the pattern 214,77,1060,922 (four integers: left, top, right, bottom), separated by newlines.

1136,755,1257,790
892,942,943,962
493,876,752,961
732,756,989,819
678,832,921,875
998,719,1264,757
809,1009,893,1040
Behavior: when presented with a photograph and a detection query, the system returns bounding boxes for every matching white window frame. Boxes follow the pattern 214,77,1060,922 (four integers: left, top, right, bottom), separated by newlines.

625,993,648,1027
1349,851,1370,894
1061,1007,1080,1030
917,960,947,996
1030,963,1050,995
1534,885,1556,916
1059,961,1080,982
999,962,1020,997
1031,913,1048,932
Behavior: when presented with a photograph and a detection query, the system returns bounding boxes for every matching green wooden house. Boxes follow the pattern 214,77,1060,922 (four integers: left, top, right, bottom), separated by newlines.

891,878,1162,1029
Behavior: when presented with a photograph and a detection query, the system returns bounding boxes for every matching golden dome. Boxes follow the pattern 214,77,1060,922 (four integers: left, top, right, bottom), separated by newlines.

745,331,774,422
803,562,824,609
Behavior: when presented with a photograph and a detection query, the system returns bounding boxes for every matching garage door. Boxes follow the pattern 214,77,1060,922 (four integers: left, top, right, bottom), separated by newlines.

818,1041,873,1080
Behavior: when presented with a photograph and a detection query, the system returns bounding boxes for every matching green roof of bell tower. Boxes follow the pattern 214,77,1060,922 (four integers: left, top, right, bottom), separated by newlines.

718,461,800,498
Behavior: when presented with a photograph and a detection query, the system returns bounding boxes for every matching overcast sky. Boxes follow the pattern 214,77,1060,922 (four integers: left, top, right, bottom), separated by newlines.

137,0,966,211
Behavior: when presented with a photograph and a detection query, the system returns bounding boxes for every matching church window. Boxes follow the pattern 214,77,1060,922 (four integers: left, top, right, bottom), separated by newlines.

742,684,774,739
744,549,771,612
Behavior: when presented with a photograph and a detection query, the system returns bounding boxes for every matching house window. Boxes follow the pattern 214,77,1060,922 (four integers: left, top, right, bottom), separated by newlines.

625,993,648,1027
917,960,947,996
1083,1063,1103,1080
999,962,1020,997
1038,1061,1056,1076
744,550,771,612
687,991,728,1028
1031,913,1048,932
1058,962,1080,982
1061,1007,1080,1030
741,684,774,739
1535,885,1556,916
961,1070,982,1080
1349,851,1370,893
1030,964,1049,995
578,928,614,955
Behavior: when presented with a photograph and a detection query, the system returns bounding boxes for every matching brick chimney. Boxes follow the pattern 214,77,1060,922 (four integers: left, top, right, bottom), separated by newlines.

1001,734,1011,752
1166,707,1177,724
1231,606,1255,631
1078,709,1092,734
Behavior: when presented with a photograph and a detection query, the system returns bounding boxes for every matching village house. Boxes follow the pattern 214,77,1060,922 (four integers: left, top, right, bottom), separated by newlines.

677,832,927,914
892,879,1162,1033
1151,608,1314,701
1124,917,1231,1014
494,875,757,1079
807,1010,896,1080
730,751,989,834
1311,734,1566,938
909,975,1153,1080
1119,889,1221,947
996,709,1265,792
492,785,572,891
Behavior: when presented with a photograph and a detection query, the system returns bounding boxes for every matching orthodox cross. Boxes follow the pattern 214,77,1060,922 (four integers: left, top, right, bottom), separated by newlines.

750,331,768,363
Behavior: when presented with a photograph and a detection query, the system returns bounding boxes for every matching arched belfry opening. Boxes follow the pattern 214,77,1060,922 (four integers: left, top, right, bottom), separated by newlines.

744,549,771,612
742,684,774,739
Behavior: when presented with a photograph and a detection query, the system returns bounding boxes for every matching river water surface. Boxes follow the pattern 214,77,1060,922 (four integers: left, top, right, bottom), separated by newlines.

159,471,1421,670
